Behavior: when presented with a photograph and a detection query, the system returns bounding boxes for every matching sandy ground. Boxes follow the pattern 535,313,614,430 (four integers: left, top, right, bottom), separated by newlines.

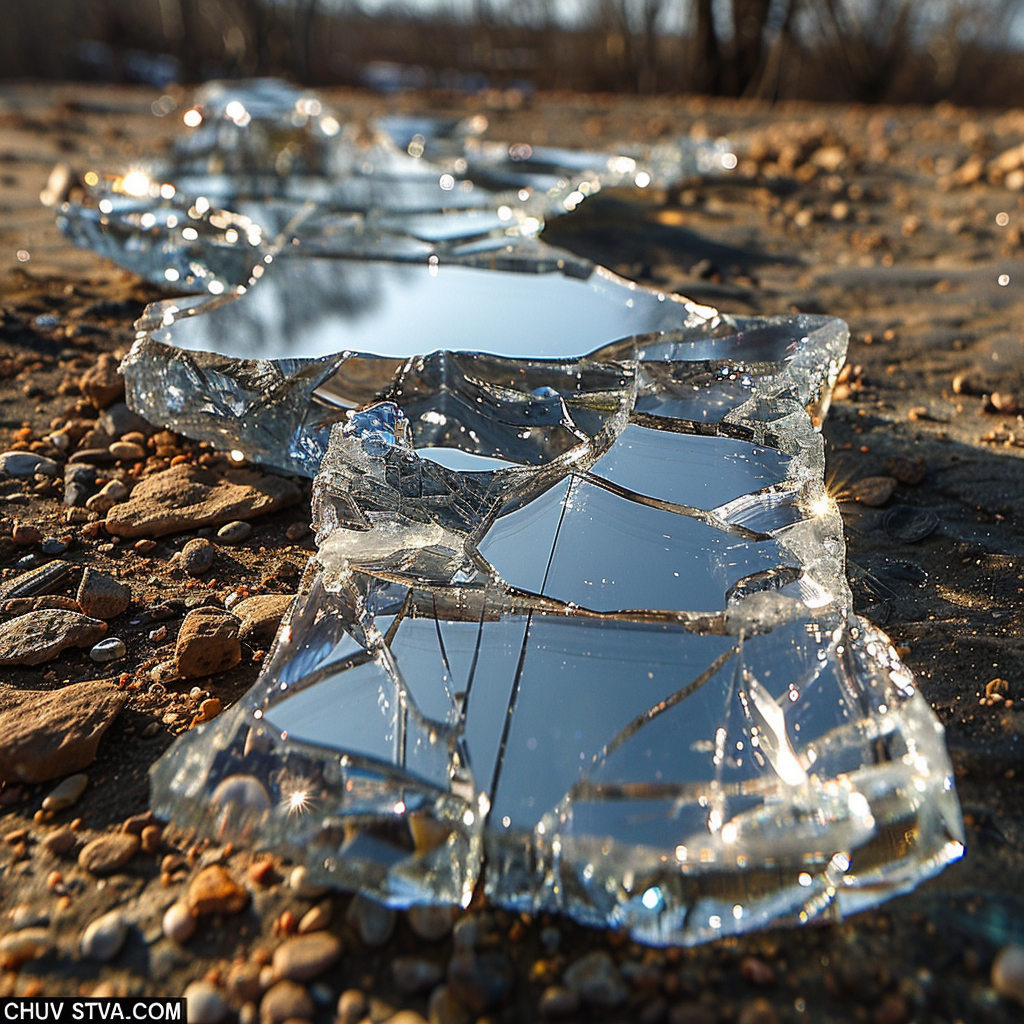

1,81,1024,1022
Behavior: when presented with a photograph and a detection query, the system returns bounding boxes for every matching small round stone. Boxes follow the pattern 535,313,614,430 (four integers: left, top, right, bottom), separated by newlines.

90,637,126,663
993,944,1024,1006
11,524,42,546
346,894,395,947
41,538,68,555
109,441,146,462
80,909,129,961
392,955,443,995
407,904,455,942
563,950,627,1008
336,989,366,1024
187,865,250,916
259,980,315,1024
181,537,216,577
272,931,343,982
78,832,139,875
184,981,228,1024
163,901,197,943
217,521,252,544
42,773,88,812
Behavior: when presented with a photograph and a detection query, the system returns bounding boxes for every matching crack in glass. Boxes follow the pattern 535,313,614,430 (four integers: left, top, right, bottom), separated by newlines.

53,80,964,945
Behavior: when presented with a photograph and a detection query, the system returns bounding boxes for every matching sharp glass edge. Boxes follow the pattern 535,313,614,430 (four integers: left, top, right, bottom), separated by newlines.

50,79,963,945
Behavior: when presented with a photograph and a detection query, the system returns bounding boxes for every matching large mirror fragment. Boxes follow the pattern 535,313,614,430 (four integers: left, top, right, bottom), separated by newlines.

57,81,964,945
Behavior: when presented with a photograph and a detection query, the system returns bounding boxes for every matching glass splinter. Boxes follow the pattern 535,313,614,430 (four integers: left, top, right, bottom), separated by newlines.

58,80,963,945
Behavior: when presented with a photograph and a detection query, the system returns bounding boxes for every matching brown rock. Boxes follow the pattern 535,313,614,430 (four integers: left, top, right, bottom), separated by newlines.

78,831,139,875
272,932,344,982
77,569,131,620
11,524,42,546
881,455,926,486
0,679,127,783
104,463,301,539
79,353,124,410
0,609,107,666
187,864,250,916
847,475,897,507
234,594,293,646
175,609,241,679
109,441,146,462
259,981,315,1024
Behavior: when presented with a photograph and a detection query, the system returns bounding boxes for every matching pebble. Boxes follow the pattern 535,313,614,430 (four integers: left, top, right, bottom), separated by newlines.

78,832,139,875
259,980,315,1024
297,899,333,934
86,479,129,513
235,594,293,646
272,931,343,982
287,864,327,899
0,678,126,783
426,986,470,1024
882,504,939,543
187,864,250,916
175,608,241,678
0,928,52,969
101,403,151,439
103,462,301,539
881,455,926,485
993,944,1024,1005
80,909,129,961
183,981,228,1024
285,522,309,541
407,904,456,942
41,826,76,856
90,637,126,663
41,537,68,555
447,949,514,1014
386,1013,428,1024
346,894,396,947
210,774,272,815
77,568,131,620
11,524,42,546
79,353,124,409
217,520,252,544
538,985,579,1017
0,451,60,478
181,537,216,577
0,608,107,666
110,441,146,462
41,773,88,812
563,950,627,1008
847,475,897,507
336,989,367,1024
392,954,443,994
162,901,197,943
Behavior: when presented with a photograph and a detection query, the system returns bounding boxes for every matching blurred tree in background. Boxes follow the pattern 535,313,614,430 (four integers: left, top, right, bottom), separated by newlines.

0,0,1022,106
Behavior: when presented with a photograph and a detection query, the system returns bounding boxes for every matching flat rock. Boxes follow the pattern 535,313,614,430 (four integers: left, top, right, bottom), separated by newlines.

234,594,293,646
175,609,241,679
80,353,124,410
77,569,131,620
0,679,127,783
0,609,107,666
104,463,301,539
42,772,88,811
0,451,60,478
78,832,139,875
187,865,250,916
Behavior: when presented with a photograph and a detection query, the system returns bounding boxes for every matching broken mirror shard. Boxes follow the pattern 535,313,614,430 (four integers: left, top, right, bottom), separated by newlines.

58,80,964,944
50,79,738,291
